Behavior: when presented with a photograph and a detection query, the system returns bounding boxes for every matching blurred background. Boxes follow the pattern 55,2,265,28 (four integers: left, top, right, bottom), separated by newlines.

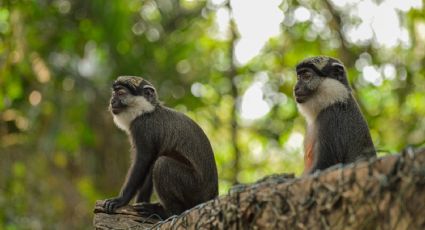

1,0,424,228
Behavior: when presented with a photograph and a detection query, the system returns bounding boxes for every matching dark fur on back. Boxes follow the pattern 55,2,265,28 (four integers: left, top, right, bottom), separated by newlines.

312,96,376,171
130,105,218,211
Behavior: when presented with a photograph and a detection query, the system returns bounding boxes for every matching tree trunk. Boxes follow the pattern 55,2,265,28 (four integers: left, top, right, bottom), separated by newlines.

93,148,425,229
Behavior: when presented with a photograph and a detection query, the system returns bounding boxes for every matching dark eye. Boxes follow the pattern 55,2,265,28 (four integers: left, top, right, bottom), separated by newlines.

298,72,312,81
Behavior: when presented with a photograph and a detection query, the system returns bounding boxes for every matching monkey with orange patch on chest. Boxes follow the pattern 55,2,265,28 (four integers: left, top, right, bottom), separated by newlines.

294,56,376,175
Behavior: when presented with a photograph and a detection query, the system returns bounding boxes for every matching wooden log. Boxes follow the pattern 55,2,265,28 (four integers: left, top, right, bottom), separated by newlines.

93,200,159,229
94,148,425,230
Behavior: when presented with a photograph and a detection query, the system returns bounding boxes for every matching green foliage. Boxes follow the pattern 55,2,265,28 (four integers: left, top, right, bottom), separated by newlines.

0,0,424,228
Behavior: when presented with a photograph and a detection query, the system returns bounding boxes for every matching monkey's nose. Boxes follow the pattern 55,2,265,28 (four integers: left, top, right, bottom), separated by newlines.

294,85,302,94
111,98,120,107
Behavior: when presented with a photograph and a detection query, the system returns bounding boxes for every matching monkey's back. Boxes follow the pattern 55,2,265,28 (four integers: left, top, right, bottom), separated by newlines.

136,105,218,196
316,96,376,164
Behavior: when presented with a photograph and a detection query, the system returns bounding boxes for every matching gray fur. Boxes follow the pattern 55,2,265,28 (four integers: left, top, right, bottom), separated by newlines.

130,105,219,214
104,76,218,218
309,95,376,173
295,56,376,174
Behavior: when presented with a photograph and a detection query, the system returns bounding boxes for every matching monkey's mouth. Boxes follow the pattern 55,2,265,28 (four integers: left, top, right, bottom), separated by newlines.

295,94,309,103
111,108,122,114
110,105,126,114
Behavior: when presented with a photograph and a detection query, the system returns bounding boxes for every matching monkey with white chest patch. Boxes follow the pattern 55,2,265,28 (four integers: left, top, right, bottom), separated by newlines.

103,76,218,219
294,56,376,175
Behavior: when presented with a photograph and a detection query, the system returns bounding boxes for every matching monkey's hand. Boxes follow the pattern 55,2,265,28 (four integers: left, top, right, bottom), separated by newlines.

104,197,128,213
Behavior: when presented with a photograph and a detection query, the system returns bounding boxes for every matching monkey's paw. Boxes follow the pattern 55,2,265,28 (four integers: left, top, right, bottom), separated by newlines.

104,197,127,213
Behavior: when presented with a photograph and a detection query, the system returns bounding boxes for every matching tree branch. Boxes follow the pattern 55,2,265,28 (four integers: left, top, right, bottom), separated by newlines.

94,147,425,229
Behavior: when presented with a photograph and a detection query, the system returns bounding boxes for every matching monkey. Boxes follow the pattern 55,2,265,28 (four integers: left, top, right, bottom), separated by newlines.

293,56,376,175
103,76,218,219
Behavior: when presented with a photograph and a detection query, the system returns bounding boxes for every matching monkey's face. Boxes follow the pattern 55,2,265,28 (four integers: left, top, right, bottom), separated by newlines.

110,85,133,115
109,76,157,115
109,76,158,132
294,56,350,104
109,79,157,115
294,68,322,103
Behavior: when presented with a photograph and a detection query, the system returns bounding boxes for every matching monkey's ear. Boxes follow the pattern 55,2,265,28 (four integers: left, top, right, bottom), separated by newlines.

330,62,345,80
331,62,344,71
143,85,156,98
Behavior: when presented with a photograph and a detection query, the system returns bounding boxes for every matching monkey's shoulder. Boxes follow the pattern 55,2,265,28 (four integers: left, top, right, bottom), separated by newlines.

319,98,361,118
316,99,373,146
159,106,198,122
317,99,369,132
134,105,203,131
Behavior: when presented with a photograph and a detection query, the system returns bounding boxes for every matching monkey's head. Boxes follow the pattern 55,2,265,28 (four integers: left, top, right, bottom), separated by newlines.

109,76,158,132
294,56,352,123
294,56,351,104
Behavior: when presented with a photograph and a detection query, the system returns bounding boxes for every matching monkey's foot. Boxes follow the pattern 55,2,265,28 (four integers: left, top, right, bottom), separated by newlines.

133,202,167,220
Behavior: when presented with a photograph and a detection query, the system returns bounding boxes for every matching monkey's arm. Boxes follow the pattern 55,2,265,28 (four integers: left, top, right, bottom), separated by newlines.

121,152,154,200
135,167,153,203
104,132,156,213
